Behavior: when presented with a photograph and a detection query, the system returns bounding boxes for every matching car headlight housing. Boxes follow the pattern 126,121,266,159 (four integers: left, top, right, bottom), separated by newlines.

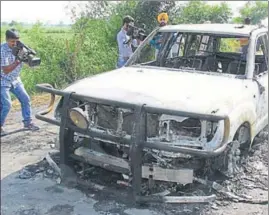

69,107,89,129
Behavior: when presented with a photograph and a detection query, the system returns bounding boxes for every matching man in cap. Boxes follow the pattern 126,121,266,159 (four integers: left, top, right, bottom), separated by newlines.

157,12,169,27
150,12,169,51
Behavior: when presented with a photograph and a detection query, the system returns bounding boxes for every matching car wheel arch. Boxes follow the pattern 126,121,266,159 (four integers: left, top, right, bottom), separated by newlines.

232,121,252,147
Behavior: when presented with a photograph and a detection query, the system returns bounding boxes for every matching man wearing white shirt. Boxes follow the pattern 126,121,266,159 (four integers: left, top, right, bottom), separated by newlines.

116,16,138,68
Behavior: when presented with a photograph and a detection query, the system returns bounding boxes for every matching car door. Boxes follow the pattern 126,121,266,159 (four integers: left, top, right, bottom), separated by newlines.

253,33,268,132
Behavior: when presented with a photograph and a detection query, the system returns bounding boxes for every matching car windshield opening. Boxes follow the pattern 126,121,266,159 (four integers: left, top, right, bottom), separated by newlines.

128,31,250,76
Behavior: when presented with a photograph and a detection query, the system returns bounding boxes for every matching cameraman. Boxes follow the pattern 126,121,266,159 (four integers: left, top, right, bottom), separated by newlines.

1,29,39,135
116,16,138,68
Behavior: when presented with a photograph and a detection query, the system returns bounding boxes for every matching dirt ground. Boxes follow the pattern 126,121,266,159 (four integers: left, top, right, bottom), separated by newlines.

1,106,268,215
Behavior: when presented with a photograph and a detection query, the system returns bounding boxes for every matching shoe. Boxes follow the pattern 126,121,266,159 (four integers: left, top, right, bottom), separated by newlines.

1,127,7,137
24,123,40,131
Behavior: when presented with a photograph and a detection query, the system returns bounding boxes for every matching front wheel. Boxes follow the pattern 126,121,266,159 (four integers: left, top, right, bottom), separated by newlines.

211,124,251,178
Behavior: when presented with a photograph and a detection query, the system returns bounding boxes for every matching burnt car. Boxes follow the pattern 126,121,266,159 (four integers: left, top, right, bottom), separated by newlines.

36,24,268,200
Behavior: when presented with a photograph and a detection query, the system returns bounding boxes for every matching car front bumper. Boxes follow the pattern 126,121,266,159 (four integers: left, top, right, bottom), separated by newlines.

35,83,230,201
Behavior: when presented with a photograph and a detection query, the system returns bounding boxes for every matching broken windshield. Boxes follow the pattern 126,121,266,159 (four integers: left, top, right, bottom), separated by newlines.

127,30,251,76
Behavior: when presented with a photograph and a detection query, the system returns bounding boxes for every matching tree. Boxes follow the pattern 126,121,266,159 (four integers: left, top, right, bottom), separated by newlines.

67,1,176,30
132,1,175,32
66,0,176,43
9,20,18,27
208,2,232,23
65,1,111,22
60,0,235,83
171,1,232,24
232,1,268,24
175,1,210,24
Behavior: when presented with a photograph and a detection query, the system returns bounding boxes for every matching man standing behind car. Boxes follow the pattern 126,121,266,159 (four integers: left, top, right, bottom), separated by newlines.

150,12,169,59
116,15,138,68
0,29,39,136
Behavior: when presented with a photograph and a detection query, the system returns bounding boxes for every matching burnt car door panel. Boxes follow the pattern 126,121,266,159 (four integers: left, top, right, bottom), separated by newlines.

253,33,268,133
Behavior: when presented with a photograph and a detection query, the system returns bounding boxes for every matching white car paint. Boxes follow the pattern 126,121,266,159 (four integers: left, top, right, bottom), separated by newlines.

57,24,268,149
62,65,266,144
64,67,252,117
159,24,262,36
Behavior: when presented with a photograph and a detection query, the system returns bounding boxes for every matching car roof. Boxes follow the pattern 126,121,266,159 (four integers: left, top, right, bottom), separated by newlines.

159,24,267,37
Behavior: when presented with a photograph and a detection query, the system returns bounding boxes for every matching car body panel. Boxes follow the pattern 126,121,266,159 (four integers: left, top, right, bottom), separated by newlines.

35,24,268,189
158,24,262,37
64,67,252,115
53,24,268,150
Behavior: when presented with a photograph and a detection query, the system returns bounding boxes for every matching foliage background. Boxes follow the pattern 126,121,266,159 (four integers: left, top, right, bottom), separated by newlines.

1,1,268,95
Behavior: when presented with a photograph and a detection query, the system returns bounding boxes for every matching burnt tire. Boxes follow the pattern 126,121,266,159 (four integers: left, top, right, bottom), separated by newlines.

211,124,251,178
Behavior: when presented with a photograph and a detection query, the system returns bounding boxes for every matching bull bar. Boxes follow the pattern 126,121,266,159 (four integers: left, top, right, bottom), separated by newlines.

35,83,229,203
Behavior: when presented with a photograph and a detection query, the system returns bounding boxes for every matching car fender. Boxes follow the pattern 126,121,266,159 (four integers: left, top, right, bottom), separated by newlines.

227,102,257,143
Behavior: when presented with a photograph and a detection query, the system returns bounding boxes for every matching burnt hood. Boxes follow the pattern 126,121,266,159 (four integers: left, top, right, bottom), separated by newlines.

63,66,251,117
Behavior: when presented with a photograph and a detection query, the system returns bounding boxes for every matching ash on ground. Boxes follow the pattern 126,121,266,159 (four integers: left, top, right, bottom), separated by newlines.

17,129,268,215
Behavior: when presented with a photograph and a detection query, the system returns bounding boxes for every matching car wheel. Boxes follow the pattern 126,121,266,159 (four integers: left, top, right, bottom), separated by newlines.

211,124,251,178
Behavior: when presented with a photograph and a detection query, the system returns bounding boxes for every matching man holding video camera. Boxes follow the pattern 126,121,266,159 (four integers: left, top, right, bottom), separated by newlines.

1,29,40,135
116,15,139,68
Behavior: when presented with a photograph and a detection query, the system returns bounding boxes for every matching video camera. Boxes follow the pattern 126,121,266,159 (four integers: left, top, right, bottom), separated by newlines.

126,23,147,42
12,41,41,67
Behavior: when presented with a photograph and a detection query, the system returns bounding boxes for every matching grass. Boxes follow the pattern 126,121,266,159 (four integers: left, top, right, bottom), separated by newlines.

1,22,118,96
1,25,68,109
1,25,74,95
11,93,49,111
1,26,73,44
12,93,61,112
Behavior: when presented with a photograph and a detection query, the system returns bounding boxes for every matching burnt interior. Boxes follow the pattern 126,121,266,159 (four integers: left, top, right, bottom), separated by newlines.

54,98,219,173
87,104,159,137
62,101,203,141
142,53,252,75
169,118,201,137
131,31,268,77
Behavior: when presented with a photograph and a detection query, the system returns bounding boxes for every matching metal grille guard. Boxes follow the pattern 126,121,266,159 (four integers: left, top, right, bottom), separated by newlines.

35,83,230,202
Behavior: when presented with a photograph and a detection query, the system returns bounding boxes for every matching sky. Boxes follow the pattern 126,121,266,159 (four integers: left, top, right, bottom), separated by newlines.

0,1,250,25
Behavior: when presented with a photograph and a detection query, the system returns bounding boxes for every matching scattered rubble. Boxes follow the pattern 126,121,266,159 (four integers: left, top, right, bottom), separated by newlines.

45,152,61,177
39,127,268,208
10,124,267,214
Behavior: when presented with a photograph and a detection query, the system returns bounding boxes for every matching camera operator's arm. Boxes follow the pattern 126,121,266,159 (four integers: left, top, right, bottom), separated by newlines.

1,61,21,74
133,38,143,47
1,49,21,74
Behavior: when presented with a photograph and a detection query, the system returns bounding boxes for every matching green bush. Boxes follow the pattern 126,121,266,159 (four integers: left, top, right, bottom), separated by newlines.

1,19,119,94
4,0,261,96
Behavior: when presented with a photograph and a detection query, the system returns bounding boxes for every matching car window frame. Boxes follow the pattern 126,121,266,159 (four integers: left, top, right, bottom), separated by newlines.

253,32,268,78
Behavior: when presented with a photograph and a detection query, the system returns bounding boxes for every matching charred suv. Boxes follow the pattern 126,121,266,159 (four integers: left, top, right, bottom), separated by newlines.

36,24,268,200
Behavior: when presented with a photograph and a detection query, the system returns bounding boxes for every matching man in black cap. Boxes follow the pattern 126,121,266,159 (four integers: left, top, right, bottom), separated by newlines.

1,29,39,136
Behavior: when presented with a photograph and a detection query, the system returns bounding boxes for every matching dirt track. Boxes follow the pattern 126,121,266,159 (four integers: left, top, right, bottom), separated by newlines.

1,107,268,215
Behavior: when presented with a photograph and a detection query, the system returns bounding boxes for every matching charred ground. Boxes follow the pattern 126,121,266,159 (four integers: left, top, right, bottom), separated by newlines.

1,107,268,215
